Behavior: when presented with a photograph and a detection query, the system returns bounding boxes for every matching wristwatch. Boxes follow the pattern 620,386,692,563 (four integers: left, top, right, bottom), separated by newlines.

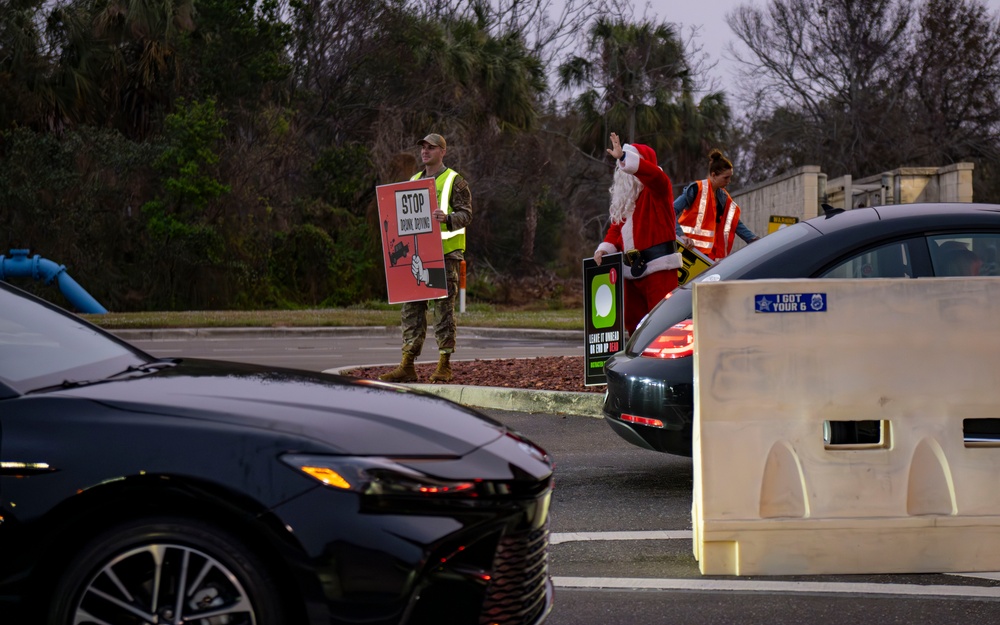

619,153,626,162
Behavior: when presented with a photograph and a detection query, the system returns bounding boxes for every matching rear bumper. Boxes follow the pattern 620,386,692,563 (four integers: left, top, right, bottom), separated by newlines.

602,351,695,456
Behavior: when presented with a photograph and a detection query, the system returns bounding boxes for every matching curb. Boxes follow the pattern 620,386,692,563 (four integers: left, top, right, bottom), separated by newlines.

327,363,605,419
406,384,604,419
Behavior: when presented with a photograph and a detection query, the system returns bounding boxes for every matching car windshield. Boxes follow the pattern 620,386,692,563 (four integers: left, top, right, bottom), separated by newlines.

0,286,148,394
687,222,815,285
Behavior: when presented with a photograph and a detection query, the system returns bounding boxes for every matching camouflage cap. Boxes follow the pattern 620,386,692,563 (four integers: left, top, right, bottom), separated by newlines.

418,133,446,149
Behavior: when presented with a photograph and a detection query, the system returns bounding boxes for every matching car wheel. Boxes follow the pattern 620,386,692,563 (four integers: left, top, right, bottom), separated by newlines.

47,516,285,625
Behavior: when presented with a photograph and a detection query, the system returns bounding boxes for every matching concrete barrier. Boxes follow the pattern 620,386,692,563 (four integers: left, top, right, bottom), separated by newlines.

692,278,1000,576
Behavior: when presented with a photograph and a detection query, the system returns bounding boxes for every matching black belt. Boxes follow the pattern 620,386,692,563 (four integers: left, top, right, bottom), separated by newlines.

624,241,677,277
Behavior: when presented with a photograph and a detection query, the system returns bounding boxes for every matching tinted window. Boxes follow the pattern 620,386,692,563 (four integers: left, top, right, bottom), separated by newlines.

689,222,815,284
820,241,914,279
0,287,146,393
929,234,1000,277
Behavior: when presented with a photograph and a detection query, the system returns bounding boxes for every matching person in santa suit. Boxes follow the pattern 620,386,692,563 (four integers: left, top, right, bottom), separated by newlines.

593,132,682,334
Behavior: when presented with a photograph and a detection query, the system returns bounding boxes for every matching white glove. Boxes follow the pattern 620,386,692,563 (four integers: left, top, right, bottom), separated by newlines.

411,255,429,284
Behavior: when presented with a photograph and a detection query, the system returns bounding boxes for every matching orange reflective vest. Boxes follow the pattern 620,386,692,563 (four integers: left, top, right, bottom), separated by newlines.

677,180,740,261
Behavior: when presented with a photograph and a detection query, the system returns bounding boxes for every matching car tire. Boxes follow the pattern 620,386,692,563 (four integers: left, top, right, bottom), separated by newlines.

47,516,286,625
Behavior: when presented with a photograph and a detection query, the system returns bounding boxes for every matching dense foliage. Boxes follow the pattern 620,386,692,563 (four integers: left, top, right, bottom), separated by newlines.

2,0,999,311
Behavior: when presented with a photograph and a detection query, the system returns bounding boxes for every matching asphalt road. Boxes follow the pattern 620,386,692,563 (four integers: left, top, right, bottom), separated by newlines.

127,330,1000,625
122,326,584,371
488,408,1000,625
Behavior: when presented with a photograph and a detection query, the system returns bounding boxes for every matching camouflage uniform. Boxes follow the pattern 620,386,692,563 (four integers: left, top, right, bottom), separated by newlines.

400,257,461,356
399,173,472,357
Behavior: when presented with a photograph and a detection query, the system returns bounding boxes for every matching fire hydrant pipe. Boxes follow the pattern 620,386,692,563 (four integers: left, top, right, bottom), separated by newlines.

0,249,108,314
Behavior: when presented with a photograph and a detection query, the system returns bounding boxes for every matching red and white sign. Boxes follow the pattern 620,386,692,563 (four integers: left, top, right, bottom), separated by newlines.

376,178,448,304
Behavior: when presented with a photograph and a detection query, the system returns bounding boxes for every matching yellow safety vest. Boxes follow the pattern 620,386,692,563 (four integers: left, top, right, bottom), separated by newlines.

411,168,465,254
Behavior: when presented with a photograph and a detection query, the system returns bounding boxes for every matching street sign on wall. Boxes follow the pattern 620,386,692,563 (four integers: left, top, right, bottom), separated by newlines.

767,215,799,234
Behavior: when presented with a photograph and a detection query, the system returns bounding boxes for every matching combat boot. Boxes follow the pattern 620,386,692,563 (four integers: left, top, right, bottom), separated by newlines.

429,352,453,383
379,353,417,382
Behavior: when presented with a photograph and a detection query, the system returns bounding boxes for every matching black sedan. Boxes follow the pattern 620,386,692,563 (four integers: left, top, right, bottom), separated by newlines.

0,281,553,625
603,202,1000,456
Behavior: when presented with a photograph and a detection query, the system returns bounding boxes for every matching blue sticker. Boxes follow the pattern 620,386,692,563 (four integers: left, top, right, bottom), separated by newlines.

755,293,827,313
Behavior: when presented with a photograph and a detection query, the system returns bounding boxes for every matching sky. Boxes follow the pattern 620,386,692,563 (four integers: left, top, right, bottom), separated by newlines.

640,0,749,87
634,0,1000,88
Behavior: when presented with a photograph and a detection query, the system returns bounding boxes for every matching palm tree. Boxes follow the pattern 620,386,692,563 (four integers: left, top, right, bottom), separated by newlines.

658,88,732,185
557,16,733,191
0,0,54,129
558,17,688,153
82,0,196,137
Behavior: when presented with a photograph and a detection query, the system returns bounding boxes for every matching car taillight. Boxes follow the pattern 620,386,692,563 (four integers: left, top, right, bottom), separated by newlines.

620,413,665,428
641,319,693,359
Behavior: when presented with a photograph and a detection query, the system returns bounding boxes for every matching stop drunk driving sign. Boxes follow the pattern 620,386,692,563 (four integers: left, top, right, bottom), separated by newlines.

376,178,448,304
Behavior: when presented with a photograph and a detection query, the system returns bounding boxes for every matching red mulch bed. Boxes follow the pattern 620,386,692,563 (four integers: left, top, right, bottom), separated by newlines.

345,355,604,393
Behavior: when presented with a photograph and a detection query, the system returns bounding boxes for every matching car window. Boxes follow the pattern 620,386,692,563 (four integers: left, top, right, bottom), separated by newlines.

819,241,914,279
0,287,146,393
929,234,1000,277
689,222,815,285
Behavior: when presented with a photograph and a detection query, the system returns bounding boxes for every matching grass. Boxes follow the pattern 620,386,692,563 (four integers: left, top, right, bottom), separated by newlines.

82,303,586,331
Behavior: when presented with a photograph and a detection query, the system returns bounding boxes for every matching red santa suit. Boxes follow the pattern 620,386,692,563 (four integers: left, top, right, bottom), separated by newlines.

595,143,681,334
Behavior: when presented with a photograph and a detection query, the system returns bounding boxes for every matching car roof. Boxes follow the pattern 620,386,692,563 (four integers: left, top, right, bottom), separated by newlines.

809,203,1000,235
694,203,1000,283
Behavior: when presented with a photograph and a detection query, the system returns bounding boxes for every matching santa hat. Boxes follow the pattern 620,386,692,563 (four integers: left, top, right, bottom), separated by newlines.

628,143,657,163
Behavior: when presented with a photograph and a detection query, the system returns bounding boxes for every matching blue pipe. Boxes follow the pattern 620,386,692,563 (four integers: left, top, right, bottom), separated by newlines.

0,249,108,314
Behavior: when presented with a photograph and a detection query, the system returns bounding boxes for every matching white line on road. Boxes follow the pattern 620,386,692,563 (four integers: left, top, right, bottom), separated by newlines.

550,530,692,544
553,577,1000,598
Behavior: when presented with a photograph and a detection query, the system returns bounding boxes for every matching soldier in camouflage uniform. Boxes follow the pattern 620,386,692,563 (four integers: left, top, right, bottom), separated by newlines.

380,133,472,383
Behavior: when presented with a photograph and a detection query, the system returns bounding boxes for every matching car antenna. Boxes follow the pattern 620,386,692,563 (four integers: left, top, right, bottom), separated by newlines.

821,203,845,217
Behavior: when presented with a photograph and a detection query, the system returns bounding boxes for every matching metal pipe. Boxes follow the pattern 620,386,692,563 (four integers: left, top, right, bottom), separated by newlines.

0,249,108,313
459,260,466,313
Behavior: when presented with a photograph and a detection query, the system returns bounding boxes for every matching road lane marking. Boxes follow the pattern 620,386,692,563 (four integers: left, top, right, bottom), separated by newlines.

552,577,1000,598
551,530,691,544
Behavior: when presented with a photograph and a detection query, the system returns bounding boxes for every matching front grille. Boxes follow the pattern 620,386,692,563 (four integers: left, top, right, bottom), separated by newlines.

479,524,550,625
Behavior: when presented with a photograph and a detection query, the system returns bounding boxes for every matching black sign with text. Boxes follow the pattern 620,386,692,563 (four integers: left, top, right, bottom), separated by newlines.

582,253,625,386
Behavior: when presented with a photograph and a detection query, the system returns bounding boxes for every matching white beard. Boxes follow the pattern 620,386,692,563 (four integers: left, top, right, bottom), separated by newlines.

609,167,642,225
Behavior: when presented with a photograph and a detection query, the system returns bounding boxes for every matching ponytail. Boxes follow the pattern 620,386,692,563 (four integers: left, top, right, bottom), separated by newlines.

708,149,733,176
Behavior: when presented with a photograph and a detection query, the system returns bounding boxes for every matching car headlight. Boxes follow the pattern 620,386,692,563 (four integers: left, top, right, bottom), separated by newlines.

281,454,478,497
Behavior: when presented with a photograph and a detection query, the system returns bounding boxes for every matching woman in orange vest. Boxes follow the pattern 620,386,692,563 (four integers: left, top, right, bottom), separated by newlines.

675,149,760,261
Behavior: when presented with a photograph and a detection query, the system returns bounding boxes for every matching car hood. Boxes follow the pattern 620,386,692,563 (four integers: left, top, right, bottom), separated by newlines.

52,359,506,456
